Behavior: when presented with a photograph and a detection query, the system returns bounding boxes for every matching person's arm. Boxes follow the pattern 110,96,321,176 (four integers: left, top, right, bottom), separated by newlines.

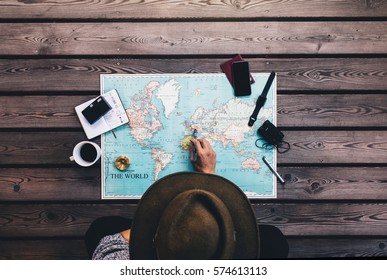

190,138,216,174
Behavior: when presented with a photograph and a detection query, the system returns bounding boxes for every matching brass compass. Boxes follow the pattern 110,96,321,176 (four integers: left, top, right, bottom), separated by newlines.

115,155,130,171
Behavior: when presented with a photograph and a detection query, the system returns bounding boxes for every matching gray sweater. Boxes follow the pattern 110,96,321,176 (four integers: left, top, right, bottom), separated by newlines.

92,233,130,260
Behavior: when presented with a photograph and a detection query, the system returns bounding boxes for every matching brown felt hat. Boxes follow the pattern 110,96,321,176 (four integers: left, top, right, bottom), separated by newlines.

129,172,260,259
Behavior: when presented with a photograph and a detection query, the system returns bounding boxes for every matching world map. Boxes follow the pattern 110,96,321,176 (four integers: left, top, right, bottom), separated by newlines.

101,73,277,198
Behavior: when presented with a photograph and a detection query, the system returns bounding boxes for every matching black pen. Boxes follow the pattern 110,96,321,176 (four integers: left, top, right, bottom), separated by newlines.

192,129,198,161
262,156,285,184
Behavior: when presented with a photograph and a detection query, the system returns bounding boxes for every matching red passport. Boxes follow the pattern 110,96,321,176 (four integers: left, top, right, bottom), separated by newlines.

220,54,255,87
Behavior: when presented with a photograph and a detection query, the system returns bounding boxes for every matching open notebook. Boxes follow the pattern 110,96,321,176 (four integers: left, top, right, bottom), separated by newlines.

75,89,129,139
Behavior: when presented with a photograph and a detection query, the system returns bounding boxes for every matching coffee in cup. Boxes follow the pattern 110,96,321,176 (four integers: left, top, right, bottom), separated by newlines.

80,143,98,162
70,141,101,167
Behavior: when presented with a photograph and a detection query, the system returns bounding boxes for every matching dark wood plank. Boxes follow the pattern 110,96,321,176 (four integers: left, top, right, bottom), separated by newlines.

1,131,386,165
1,238,386,259
280,130,387,164
2,94,387,129
1,0,387,19
2,167,387,201
1,22,387,55
279,167,387,200
0,132,89,165
288,238,387,258
0,168,100,201
253,203,387,236
1,58,387,92
278,94,387,128
0,204,135,238
2,203,387,237
0,239,88,260
0,96,91,128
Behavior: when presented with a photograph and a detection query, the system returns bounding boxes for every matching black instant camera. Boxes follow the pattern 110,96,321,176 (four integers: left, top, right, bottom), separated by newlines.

257,120,284,146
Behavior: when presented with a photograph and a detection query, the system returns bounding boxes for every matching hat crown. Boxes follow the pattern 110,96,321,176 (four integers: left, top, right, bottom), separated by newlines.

155,190,235,259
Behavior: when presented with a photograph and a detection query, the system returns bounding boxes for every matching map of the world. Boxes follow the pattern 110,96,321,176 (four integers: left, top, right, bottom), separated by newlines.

101,73,277,198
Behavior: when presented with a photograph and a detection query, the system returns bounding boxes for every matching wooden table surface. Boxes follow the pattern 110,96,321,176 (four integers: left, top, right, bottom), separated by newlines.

1,0,387,259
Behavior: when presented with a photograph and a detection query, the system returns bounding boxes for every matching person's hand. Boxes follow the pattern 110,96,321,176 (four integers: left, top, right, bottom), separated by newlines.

120,229,131,241
190,138,216,174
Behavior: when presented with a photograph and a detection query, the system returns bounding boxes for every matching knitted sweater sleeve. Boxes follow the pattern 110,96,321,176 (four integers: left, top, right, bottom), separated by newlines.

92,233,130,260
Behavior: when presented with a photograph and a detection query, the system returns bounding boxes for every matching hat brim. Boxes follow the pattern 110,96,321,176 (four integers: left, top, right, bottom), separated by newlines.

129,172,260,259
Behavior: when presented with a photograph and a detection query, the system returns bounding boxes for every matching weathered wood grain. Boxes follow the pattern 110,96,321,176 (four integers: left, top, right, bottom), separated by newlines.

280,131,387,164
1,0,386,260
0,96,91,128
0,168,100,201
2,94,387,129
0,204,135,238
1,131,386,165
1,22,387,55
2,167,387,201
1,238,386,259
1,0,386,19
288,238,387,258
2,203,387,237
0,239,88,260
278,94,387,128
253,203,387,236
0,132,90,165
279,167,387,200
1,58,387,92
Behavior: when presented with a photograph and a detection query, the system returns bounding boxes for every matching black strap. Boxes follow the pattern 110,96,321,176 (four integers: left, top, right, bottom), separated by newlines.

248,72,276,127
248,96,266,126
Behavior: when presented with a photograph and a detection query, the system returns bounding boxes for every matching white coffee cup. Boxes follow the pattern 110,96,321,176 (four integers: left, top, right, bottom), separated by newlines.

69,141,101,167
